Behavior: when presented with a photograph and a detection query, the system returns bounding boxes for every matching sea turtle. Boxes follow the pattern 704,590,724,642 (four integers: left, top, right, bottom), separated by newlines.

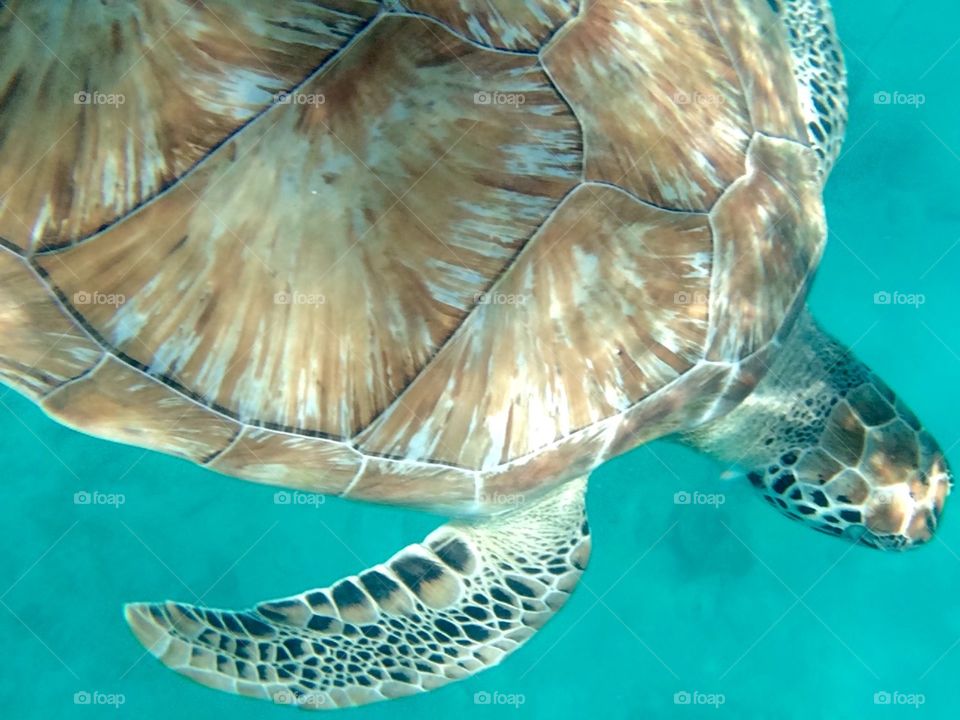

0,0,951,711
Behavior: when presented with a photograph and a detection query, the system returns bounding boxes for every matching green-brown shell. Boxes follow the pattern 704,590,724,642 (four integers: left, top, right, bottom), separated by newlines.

0,0,825,511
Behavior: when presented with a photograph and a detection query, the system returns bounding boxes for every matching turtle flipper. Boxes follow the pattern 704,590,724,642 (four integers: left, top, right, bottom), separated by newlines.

125,477,589,709
686,311,951,550
778,0,848,177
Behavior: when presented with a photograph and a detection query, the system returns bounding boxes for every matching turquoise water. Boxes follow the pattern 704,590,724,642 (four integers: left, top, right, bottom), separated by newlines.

1,2,958,718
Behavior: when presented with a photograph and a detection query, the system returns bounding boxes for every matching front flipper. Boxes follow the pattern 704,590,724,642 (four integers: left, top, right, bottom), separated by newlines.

126,477,589,709
687,312,951,550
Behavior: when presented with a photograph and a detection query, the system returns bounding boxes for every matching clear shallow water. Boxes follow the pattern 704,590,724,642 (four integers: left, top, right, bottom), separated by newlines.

1,2,958,718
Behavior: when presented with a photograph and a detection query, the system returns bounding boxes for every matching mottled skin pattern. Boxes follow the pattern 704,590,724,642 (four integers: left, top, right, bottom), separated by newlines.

1,0,826,513
0,0,951,711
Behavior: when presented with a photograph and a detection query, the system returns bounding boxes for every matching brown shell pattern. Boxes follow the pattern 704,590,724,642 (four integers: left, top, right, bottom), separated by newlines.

0,0,825,511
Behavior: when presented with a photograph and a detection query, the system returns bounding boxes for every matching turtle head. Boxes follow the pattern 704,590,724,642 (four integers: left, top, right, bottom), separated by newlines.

808,376,952,549
687,311,952,550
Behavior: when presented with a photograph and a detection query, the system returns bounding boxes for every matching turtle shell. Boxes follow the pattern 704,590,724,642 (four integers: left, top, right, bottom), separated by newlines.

0,0,825,511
